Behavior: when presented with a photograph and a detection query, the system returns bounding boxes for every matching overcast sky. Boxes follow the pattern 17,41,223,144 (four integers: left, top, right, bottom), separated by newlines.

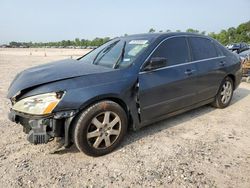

0,0,249,44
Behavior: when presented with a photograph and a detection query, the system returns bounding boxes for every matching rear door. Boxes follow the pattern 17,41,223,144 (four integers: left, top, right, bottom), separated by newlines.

188,37,226,102
138,36,198,124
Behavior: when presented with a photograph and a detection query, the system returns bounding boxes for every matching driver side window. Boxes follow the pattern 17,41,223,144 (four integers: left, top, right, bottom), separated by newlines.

151,37,190,67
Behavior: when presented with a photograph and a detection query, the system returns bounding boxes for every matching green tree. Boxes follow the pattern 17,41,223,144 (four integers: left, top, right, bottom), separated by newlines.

227,27,236,42
75,38,81,46
149,28,156,33
200,31,206,35
186,28,199,34
208,21,250,45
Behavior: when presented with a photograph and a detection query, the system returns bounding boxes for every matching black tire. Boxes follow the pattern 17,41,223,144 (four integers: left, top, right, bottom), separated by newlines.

73,101,128,156
212,77,234,108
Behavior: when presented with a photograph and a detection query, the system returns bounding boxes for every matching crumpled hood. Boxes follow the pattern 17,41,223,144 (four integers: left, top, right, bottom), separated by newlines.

7,59,112,99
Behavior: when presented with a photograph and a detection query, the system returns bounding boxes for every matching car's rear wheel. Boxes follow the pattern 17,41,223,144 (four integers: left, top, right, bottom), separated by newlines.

73,101,128,156
212,77,234,108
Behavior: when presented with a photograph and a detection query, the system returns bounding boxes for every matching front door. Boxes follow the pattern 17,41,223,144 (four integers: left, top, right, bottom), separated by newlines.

138,37,198,124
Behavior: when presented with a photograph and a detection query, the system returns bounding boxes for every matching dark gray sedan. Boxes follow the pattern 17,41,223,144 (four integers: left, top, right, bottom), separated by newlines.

7,33,242,156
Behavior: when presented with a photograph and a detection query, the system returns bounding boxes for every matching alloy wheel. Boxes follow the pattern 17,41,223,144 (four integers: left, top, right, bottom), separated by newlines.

220,81,232,104
86,111,121,149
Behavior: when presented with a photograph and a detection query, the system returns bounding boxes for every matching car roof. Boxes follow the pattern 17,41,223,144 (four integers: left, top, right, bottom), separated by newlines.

122,32,208,40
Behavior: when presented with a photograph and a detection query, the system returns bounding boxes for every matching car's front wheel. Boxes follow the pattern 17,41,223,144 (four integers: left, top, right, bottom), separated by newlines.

212,77,234,108
73,101,128,156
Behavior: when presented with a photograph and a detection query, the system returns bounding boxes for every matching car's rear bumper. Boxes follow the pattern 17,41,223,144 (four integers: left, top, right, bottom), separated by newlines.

8,109,76,145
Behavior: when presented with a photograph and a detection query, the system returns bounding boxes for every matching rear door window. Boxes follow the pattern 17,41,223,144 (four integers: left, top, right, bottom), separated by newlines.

217,43,233,57
214,43,224,57
151,37,190,66
189,37,217,61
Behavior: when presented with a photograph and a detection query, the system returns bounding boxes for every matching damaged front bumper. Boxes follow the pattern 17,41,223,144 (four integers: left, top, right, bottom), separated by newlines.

8,109,77,146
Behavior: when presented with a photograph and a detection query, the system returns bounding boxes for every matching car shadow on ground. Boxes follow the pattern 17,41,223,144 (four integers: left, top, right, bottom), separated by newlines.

55,86,250,155
231,87,250,105
51,145,79,155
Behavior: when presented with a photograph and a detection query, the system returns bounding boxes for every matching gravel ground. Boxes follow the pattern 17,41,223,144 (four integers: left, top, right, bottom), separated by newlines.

0,48,250,188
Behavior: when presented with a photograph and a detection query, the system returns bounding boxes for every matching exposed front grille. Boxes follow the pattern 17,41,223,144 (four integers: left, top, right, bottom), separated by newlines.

34,134,46,144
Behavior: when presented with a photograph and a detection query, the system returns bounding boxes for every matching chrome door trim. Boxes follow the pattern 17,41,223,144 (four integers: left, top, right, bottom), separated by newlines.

139,56,226,74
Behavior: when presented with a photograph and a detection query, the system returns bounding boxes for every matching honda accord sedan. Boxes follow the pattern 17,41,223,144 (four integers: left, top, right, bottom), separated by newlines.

7,33,242,156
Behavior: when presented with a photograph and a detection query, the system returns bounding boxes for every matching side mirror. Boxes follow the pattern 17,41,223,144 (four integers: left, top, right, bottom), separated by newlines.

144,57,167,71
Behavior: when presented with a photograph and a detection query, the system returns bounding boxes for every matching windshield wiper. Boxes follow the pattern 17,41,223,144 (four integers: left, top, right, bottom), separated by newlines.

93,42,118,65
92,49,104,65
113,41,126,69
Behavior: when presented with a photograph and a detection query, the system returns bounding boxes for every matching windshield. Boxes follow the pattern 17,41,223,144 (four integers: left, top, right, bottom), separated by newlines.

79,38,151,69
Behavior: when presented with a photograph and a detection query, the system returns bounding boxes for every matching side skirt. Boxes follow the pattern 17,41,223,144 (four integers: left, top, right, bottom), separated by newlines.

137,97,214,129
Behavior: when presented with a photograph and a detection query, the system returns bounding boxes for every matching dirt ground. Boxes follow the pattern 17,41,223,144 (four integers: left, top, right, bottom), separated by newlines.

0,48,250,188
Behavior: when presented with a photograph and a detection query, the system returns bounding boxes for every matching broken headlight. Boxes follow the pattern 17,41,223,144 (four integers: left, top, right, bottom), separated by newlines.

12,92,65,115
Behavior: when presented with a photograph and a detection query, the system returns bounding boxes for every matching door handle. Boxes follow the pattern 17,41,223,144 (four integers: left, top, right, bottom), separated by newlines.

185,69,196,76
219,61,226,66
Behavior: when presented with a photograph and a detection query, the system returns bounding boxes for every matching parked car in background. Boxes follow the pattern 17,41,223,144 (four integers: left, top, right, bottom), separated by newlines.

238,49,250,61
7,33,242,156
227,43,249,53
